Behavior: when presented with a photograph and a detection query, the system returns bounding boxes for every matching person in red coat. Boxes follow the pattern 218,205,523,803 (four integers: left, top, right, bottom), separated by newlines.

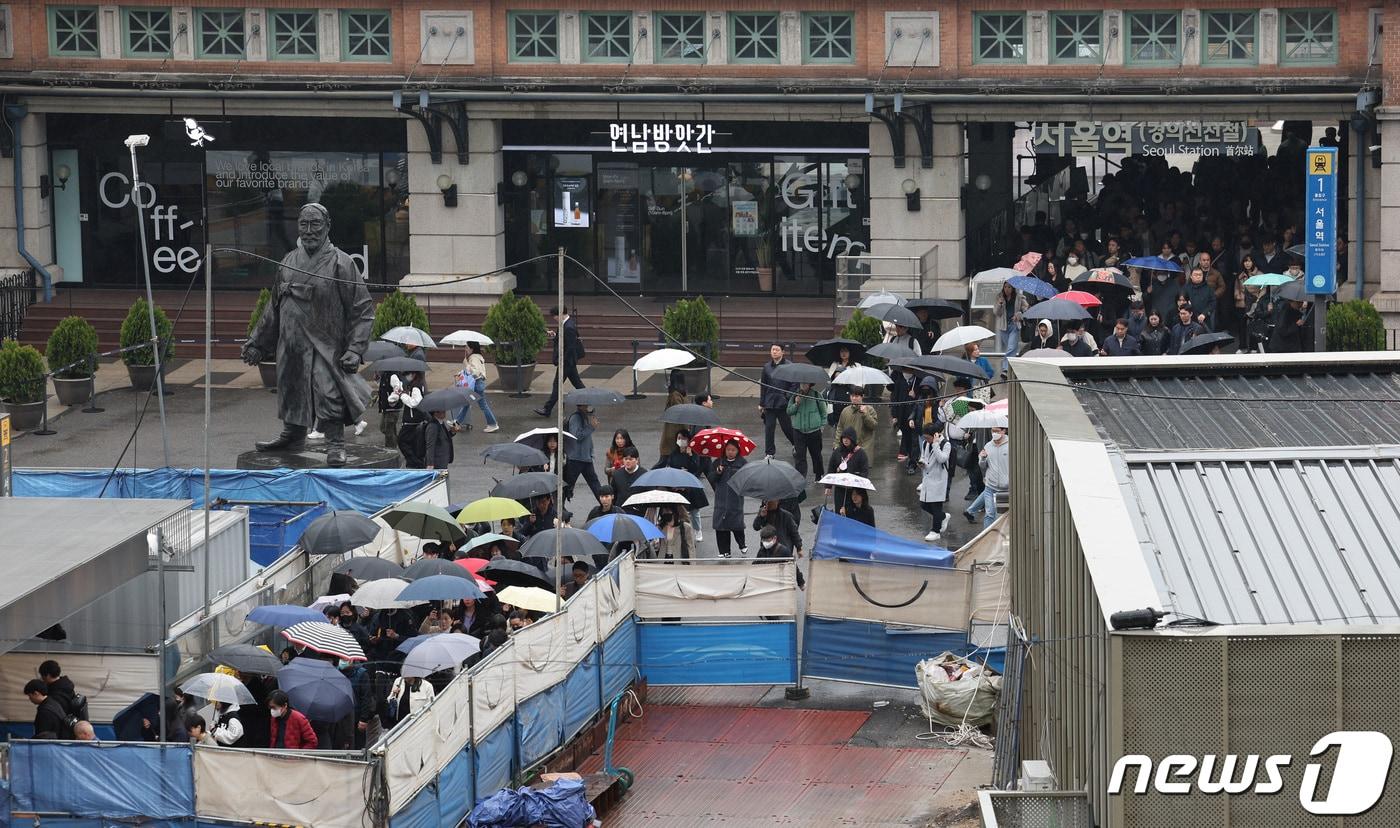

266,689,318,749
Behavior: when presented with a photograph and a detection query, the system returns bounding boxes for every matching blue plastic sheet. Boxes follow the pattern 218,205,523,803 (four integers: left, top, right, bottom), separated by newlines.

516,683,564,768
601,616,638,701
802,617,969,688
474,720,515,804
248,503,328,566
9,741,194,819
813,510,954,567
468,779,595,828
562,650,601,742
390,747,472,828
7,821,196,828
639,622,796,685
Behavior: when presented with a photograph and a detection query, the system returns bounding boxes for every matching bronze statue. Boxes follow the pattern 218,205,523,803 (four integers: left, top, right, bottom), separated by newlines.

242,203,374,466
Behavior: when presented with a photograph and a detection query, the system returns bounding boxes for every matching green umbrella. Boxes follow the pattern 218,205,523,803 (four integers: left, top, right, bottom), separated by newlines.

464,532,521,554
383,502,467,542
457,496,531,524
1243,273,1295,287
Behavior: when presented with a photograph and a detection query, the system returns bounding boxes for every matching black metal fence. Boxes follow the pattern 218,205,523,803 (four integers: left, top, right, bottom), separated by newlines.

0,269,38,341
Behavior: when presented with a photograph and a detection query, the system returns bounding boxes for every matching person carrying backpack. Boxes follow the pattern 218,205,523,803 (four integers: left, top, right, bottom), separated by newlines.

39,659,87,726
24,679,73,739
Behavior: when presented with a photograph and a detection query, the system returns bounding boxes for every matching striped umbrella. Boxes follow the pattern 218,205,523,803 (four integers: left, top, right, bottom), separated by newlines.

281,621,367,662
689,427,756,459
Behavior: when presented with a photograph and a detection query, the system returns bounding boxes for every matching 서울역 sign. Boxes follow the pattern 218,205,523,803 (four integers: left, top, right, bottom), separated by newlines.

1031,121,1261,157
609,122,715,154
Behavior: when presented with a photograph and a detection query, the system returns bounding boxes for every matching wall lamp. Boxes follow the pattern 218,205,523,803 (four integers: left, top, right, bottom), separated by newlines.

40,163,70,199
437,173,458,208
902,177,920,211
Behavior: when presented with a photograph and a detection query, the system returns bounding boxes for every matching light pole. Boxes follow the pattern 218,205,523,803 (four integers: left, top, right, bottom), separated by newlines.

124,133,172,470
679,168,693,292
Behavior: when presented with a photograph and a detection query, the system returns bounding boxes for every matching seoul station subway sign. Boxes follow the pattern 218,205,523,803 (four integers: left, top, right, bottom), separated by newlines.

1031,121,1262,157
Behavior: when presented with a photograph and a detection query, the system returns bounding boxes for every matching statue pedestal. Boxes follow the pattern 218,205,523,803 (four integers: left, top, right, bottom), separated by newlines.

236,440,403,471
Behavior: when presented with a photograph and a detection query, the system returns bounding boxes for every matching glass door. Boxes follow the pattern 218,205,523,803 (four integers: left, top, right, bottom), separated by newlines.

595,162,642,292
640,165,729,294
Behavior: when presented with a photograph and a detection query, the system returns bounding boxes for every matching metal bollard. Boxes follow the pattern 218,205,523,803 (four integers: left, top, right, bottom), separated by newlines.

83,353,105,413
626,339,645,399
33,372,56,436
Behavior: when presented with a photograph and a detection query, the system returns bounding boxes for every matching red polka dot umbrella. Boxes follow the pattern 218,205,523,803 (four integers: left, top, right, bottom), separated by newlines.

689,427,756,459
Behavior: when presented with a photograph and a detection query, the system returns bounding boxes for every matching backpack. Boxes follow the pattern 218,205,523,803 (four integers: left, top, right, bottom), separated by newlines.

400,421,429,468
64,693,90,728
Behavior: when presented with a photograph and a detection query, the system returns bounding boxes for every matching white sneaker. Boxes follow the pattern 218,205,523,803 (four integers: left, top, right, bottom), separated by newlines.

307,429,325,440
354,421,368,436
695,529,703,542
924,531,941,542
483,424,500,433
739,547,749,557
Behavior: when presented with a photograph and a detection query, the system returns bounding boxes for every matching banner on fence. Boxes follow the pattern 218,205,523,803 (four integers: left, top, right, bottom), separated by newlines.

806,558,970,630
194,746,370,828
10,741,193,820
635,560,798,618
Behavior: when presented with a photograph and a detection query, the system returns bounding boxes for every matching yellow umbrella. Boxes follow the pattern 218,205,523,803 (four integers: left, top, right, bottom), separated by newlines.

457,497,531,524
496,585,558,614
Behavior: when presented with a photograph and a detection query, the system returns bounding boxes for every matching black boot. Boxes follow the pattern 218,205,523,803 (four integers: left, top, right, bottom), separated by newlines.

323,423,347,467
256,423,308,452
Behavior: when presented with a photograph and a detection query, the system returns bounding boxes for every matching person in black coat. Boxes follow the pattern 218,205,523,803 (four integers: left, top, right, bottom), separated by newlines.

1269,299,1306,353
422,410,455,470
1169,304,1207,354
1100,319,1141,356
758,344,797,457
652,430,711,530
24,679,72,739
536,305,586,417
840,488,876,526
706,440,748,557
753,498,802,554
611,447,647,511
825,427,870,514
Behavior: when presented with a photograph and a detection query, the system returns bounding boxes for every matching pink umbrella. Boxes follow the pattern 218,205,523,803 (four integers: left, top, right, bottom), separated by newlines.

986,399,1009,414
1055,290,1102,308
1013,252,1043,274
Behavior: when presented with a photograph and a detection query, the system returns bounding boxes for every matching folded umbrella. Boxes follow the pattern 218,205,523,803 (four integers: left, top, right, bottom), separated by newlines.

1243,273,1295,287
440,329,493,346
633,467,704,490
403,558,476,581
384,502,467,543
857,290,906,309
419,387,477,413
634,348,696,372
586,513,664,545
381,326,436,349
277,659,355,721
903,297,964,320
247,604,327,628
1122,256,1183,273
817,472,875,490
481,442,550,468
728,457,807,501
1179,331,1236,355
519,527,609,562
890,354,990,380
1006,276,1057,299
397,573,486,602
281,621,367,662
958,410,1009,430
364,341,406,363
333,556,404,580
401,633,481,677
491,472,563,501
299,510,381,556
209,643,284,676
565,387,625,407
1055,290,1102,308
623,490,689,508
1026,298,1091,322
805,338,866,366
350,578,420,609
932,325,996,353
866,302,923,329
770,362,830,386
180,672,256,706
690,427,757,458
658,403,721,428
514,427,578,454
480,558,553,591
866,342,919,362
833,366,893,386
368,356,431,374
496,586,559,614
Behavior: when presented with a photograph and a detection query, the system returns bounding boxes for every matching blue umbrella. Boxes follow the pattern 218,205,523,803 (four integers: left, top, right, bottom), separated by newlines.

113,692,161,741
585,513,664,545
248,604,327,627
1122,256,1183,273
396,573,486,602
1006,275,1057,299
395,633,443,655
633,467,704,489
277,658,355,722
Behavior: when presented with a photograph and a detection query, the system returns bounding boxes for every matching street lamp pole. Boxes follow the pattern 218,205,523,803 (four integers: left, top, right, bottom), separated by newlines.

124,134,172,469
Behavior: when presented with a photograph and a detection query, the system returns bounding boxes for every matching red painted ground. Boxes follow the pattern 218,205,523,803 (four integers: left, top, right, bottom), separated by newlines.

579,705,969,826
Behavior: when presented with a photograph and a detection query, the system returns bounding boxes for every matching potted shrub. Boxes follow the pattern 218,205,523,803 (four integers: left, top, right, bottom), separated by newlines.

247,288,278,388
840,309,887,400
0,339,48,430
120,297,174,391
662,296,720,387
1327,299,1386,351
45,315,99,406
482,290,547,392
371,290,431,339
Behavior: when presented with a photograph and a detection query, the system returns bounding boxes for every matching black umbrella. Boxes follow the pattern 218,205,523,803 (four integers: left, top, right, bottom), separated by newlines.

491,471,562,500
403,557,476,580
113,692,161,741
209,643,284,676
658,403,721,428
771,363,829,386
867,342,920,362
1026,298,1091,321
890,355,989,380
519,527,610,562
481,442,549,467
904,298,964,320
334,556,404,580
514,428,578,454
1180,331,1236,355
1275,279,1308,302
1072,269,1135,291
806,338,866,366
419,387,478,412
564,387,626,406
866,302,923,329
364,341,406,363
727,457,807,501
369,356,430,374
299,510,381,555
480,558,554,590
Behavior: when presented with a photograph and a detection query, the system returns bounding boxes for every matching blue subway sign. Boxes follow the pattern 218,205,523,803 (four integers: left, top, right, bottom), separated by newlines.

1305,147,1337,296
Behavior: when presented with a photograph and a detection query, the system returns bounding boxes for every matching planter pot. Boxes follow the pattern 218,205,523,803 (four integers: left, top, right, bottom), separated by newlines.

258,361,278,389
495,362,537,393
125,363,167,392
756,266,774,292
671,363,711,394
2,399,45,431
52,376,93,406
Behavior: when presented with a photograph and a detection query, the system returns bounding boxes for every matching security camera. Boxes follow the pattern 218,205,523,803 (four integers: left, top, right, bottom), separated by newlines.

124,134,150,148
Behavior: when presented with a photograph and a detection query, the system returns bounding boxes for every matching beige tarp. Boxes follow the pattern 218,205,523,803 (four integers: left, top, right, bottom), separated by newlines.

470,646,515,745
596,555,635,637
510,610,576,700
955,515,1011,624
634,560,798,619
807,558,971,630
383,671,475,814
194,746,371,828
0,652,157,723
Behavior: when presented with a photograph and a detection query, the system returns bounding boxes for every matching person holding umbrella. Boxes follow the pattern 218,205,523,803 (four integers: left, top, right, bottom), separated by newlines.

451,342,499,433
993,282,1028,377
1170,304,1208,354
649,503,695,561
835,386,877,452
753,498,801,556
392,368,428,468
759,344,798,459
653,430,709,538
826,427,870,516
564,404,603,504
659,372,689,459
842,488,875,526
707,438,749,558
786,382,827,480
267,689,318,749
826,345,860,426
916,422,952,542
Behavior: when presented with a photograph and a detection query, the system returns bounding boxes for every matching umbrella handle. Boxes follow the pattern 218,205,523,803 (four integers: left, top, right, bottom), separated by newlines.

674,576,751,600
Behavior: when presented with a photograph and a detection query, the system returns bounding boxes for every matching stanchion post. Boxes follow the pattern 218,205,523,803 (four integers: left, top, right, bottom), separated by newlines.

33,372,56,435
626,339,644,399
82,353,104,413
508,340,529,398
703,342,713,397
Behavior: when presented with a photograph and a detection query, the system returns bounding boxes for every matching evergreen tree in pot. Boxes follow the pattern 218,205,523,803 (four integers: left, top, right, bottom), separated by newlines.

248,288,278,389
0,339,48,430
371,290,431,339
119,298,174,391
661,296,720,388
45,315,99,406
482,290,547,392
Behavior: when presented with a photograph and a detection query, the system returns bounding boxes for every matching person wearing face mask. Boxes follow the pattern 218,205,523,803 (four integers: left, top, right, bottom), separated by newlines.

754,497,802,557
1062,252,1088,283
754,525,806,590
1058,322,1095,357
1146,265,1183,323
658,372,689,458
963,426,1008,529
1020,319,1056,354
916,422,951,543
267,690,317,749
652,431,710,537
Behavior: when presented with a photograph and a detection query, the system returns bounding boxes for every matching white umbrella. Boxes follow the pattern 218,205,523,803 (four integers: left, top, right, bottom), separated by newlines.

971,267,1021,283
309,593,352,613
634,348,696,372
180,672,256,705
514,427,579,453
818,473,875,491
858,291,906,309
401,633,481,678
440,329,493,347
958,410,1008,430
832,366,893,386
381,326,437,349
623,490,690,508
349,578,422,610
497,585,559,613
932,325,995,353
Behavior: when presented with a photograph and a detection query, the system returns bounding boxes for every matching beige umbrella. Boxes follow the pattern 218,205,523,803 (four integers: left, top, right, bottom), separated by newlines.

497,586,559,613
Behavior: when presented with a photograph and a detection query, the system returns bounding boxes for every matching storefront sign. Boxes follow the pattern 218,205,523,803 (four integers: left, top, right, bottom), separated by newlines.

609,122,715,154
732,201,759,237
779,171,866,259
99,171,203,275
1305,146,1337,295
1030,121,1260,157
210,153,372,191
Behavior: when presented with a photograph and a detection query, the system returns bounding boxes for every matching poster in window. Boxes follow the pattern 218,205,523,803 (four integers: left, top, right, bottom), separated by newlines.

553,176,591,229
732,200,759,237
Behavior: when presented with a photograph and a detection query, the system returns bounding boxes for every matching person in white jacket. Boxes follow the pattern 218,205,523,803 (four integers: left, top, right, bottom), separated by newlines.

916,422,951,542
386,675,436,727
210,701,244,747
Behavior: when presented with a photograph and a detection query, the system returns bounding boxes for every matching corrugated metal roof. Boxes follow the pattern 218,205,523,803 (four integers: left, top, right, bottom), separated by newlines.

1070,371,1400,451
1125,457,1400,625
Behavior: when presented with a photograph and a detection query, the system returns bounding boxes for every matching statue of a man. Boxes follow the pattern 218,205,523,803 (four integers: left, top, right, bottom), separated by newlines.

241,203,374,466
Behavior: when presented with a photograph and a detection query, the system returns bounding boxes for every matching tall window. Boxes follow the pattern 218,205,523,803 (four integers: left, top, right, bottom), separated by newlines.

509,11,559,62
582,12,631,62
270,10,318,60
1280,9,1337,64
1050,12,1102,63
1202,10,1256,65
197,10,245,59
341,10,391,61
656,12,705,63
49,6,100,57
1126,12,1179,65
803,13,854,63
973,13,1025,64
124,7,173,58
730,13,779,63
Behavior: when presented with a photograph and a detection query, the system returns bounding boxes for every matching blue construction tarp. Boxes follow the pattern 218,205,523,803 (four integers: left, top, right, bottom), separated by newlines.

390,748,474,828
802,617,971,688
8,741,194,820
248,502,328,566
562,650,601,743
516,683,565,769
813,510,954,567
601,617,638,702
474,719,515,804
639,622,795,685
